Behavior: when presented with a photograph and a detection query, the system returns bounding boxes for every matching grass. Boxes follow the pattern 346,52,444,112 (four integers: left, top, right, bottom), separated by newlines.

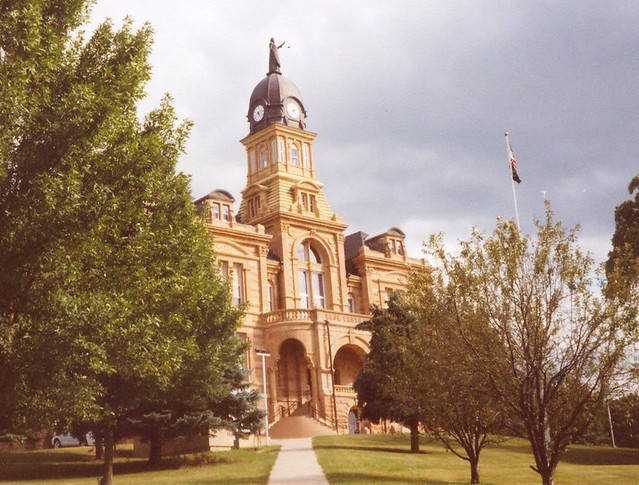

0,443,280,484
313,433,639,485
2,435,638,484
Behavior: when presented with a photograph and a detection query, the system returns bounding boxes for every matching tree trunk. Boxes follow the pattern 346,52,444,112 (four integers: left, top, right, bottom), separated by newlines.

101,415,114,485
541,474,554,485
148,434,163,468
409,418,420,453
95,437,104,461
470,457,480,484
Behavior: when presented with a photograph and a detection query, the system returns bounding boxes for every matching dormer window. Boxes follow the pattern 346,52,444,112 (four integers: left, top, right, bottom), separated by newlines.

388,238,404,255
211,202,232,222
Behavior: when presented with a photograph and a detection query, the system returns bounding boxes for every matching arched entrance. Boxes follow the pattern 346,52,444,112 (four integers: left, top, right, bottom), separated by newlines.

333,345,365,386
277,339,310,414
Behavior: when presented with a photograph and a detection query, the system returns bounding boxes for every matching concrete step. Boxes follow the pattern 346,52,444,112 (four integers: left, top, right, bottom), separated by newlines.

269,415,335,439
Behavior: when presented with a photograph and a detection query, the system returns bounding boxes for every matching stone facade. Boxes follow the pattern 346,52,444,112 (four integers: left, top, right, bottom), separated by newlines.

194,51,423,435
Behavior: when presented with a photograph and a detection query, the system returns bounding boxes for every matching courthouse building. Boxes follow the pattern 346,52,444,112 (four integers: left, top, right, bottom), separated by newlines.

194,42,424,434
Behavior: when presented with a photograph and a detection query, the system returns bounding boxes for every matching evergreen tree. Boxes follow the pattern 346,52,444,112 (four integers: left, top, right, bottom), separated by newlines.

217,367,265,449
354,295,424,453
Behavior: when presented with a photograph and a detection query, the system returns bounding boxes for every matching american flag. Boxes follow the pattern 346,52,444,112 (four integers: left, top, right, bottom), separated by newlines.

507,140,522,184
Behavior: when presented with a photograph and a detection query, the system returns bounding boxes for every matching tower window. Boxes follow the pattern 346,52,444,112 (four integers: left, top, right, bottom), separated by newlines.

302,145,310,168
298,191,316,212
248,195,261,218
260,147,268,168
249,149,257,173
290,144,299,166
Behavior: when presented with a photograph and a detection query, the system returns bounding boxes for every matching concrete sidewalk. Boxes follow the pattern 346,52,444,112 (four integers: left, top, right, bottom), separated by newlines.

268,437,329,485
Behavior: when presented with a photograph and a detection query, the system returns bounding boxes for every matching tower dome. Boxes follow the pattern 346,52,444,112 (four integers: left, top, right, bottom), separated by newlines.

247,39,307,135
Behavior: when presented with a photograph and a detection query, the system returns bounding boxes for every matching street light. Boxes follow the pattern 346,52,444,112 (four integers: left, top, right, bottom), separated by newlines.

255,348,271,446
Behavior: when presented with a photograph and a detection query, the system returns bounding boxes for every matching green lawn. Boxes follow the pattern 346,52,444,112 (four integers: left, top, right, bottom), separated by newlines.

313,434,639,485
0,444,279,484
2,435,638,484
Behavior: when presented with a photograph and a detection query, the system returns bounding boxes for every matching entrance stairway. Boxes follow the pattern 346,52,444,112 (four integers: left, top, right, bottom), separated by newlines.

269,405,335,439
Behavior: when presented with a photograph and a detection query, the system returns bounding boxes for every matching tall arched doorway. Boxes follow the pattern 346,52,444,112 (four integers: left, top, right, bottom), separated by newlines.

277,339,310,409
333,345,365,387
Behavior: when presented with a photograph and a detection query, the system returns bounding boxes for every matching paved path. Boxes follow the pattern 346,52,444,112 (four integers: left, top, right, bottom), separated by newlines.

268,437,329,485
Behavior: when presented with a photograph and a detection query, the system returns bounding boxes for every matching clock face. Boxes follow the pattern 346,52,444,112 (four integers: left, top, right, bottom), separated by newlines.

286,101,300,119
253,105,264,122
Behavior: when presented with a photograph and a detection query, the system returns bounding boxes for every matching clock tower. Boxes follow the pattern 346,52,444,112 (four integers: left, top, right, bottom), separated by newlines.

238,39,348,312
192,40,424,441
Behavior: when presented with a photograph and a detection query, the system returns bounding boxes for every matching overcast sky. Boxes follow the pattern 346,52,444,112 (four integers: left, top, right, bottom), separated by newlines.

89,1,638,266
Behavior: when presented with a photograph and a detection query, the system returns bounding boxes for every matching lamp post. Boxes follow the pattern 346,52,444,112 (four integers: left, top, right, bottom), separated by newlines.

255,348,271,446
324,320,339,433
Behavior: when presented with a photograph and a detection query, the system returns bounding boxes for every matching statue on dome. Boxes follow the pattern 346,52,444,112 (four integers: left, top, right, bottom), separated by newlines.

269,38,286,74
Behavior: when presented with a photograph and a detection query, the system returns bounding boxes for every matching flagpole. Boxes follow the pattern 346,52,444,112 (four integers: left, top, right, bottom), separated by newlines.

504,132,521,231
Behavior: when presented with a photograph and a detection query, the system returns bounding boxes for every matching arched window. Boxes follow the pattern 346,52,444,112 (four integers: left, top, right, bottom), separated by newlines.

302,145,310,168
249,149,257,173
260,147,268,168
297,240,326,309
290,144,299,166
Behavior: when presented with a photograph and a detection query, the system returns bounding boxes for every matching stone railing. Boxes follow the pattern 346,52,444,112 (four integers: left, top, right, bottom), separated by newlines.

264,309,313,324
334,385,356,395
263,308,368,326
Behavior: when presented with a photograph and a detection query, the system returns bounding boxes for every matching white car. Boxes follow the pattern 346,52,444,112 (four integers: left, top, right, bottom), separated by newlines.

51,432,95,448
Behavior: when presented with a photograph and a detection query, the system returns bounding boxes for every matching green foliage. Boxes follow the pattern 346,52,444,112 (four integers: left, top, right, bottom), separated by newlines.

216,367,265,446
314,434,639,485
423,202,628,485
607,174,639,283
610,393,639,448
605,174,639,370
407,265,507,483
354,295,423,452
0,2,244,483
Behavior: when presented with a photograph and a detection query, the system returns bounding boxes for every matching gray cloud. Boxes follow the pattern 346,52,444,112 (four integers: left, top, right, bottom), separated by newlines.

90,0,639,265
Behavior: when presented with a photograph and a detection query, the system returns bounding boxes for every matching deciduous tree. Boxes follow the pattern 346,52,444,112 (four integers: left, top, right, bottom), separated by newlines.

407,266,506,484
0,3,243,484
426,204,628,485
